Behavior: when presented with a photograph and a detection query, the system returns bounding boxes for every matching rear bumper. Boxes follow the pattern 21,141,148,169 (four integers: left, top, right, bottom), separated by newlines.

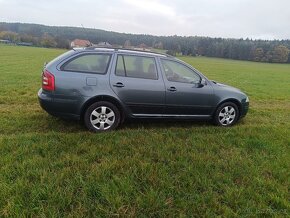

240,102,249,117
38,89,80,120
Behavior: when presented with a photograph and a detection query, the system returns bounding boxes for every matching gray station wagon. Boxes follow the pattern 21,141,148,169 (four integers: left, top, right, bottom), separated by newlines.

38,47,249,132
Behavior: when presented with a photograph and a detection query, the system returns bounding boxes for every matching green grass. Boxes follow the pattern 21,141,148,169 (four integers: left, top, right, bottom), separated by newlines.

0,45,289,217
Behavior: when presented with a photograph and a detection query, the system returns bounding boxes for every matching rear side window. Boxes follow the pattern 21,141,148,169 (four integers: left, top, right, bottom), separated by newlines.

115,55,158,80
62,53,111,74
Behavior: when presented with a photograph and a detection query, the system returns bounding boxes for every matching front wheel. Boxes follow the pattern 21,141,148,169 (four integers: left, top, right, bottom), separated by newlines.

84,101,120,132
214,102,239,127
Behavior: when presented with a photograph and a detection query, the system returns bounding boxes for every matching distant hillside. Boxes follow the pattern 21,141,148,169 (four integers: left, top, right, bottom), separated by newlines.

0,22,160,47
0,22,289,63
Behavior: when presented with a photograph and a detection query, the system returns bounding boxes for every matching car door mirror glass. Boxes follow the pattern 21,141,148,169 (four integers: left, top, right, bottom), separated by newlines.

192,78,206,88
201,78,206,85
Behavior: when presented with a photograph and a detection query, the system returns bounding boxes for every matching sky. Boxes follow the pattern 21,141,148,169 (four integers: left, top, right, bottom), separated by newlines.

0,0,289,40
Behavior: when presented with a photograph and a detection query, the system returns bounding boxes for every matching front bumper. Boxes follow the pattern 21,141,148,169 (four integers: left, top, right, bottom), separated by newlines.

240,102,249,117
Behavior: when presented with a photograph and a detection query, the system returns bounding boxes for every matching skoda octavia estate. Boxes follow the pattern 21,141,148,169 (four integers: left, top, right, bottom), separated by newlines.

38,47,249,132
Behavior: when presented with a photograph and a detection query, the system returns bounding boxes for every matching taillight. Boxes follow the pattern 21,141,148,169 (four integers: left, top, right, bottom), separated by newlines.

42,70,55,91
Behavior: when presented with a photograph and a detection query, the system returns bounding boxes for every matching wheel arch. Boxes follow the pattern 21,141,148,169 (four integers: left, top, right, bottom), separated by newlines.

80,95,126,123
215,98,242,118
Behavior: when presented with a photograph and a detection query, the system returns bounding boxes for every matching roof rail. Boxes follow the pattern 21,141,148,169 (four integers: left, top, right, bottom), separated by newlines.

84,46,116,50
84,46,173,57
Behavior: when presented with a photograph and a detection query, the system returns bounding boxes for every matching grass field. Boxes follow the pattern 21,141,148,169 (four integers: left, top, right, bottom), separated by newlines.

0,45,289,217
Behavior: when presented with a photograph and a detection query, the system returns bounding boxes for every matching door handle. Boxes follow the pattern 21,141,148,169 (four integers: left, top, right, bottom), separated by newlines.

167,87,177,92
113,82,125,88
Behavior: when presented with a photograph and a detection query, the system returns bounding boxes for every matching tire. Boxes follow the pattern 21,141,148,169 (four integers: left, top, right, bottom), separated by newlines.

214,102,239,127
84,101,121,132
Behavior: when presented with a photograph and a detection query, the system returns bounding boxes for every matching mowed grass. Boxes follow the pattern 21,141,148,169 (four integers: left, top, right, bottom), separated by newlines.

0,45,289,217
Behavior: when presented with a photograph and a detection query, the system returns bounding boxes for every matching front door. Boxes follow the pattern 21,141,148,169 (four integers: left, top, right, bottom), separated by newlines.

110,54,166,115
160,58,214,115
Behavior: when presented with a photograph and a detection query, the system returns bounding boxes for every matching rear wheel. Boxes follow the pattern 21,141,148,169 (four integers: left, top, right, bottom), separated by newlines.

214,102,239,126
84,101,120,132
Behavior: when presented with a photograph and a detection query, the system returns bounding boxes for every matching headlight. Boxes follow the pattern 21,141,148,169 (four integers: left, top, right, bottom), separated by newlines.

245,97,249,102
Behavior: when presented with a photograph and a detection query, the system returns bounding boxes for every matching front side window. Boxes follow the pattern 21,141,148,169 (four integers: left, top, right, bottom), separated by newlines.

115,55,158,80
62,54,111,74
161,59,200,83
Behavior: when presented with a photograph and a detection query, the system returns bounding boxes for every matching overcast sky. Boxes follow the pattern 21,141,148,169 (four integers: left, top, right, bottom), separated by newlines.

0,0,289,40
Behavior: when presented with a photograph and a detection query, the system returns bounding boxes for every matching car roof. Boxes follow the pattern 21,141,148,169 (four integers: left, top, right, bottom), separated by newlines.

73,46,172,58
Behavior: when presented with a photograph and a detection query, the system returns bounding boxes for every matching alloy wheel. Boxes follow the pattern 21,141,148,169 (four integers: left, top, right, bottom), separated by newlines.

218,106,236,126
90,106,115,130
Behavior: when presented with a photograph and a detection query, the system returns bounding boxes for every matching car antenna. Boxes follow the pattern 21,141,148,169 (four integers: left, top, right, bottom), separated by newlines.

81,24,93,47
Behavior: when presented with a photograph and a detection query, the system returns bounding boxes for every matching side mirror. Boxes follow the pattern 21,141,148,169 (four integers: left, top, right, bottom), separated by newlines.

194,78,206,88
201,78,207,86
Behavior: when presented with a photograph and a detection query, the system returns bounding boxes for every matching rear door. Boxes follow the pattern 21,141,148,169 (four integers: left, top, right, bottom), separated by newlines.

110,54,166,115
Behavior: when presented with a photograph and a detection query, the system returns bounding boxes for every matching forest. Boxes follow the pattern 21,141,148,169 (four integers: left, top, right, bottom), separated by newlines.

0,22,289,63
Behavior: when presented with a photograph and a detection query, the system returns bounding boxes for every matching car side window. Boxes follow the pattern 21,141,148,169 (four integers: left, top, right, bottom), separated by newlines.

115,55,158,80
161,59,200,83
62,54,111,74
115,55,126,76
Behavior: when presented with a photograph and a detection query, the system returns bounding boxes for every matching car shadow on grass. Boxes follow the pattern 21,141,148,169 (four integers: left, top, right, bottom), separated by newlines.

45,117,212,133
120,119,212,130
41,116,87,133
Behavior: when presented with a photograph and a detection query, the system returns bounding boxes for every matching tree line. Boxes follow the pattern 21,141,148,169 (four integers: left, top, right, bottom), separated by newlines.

0,22,289,63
